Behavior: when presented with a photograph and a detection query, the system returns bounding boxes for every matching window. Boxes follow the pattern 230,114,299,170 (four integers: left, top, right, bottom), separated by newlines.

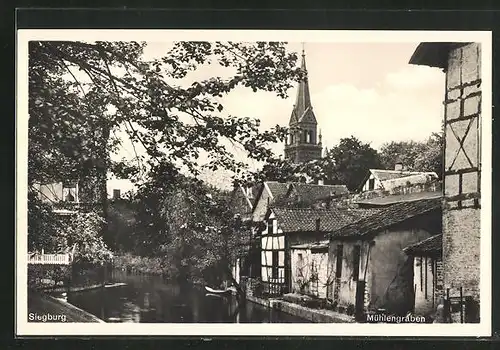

62,187,77,202
272,251,279,278
335,244,344,278
305,130,311,143
297,253,304,277
267,219,274,235
419,257,423,292
424,257,428,300
368,178,375,190
352,245,361,281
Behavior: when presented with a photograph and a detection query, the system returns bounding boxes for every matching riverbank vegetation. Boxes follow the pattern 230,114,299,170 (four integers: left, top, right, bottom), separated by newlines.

112,253,166,276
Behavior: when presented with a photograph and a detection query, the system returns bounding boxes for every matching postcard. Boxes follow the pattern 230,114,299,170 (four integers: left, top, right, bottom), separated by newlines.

16,28,492,337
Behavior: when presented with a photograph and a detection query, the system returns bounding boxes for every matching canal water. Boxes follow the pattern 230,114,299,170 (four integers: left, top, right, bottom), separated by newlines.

67,270,310,323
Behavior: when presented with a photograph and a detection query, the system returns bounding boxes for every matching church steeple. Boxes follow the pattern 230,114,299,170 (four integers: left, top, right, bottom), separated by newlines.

288,49,317,126
284,46,322,164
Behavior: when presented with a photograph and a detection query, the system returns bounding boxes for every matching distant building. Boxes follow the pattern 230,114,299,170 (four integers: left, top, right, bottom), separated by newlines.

410,42,482,323
359,166,438,193
229,184,260,222
282,182,349,208
353,184,442,209
251,181,290,223
284,49,323,164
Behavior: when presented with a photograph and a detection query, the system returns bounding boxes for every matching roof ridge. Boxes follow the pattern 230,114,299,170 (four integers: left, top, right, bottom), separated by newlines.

405,233,443,249
329,197,441,238
295,183,346,187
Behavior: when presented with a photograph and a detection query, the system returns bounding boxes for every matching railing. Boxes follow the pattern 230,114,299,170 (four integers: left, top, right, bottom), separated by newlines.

28,253,71,265
443,287,480,323
52,201,101,212
28,245,76,266
261,278,286,297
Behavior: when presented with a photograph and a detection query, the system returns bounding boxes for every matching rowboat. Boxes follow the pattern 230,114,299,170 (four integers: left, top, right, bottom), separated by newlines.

205,286,232,295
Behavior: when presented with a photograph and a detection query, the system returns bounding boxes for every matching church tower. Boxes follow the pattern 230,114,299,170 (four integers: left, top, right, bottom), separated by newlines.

284,49,323,163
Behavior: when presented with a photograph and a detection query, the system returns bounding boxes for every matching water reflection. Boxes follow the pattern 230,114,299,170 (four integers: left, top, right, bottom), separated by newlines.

67,270,310,323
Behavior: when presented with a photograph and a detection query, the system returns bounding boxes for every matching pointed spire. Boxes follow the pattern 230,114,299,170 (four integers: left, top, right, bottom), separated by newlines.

291,45,315,125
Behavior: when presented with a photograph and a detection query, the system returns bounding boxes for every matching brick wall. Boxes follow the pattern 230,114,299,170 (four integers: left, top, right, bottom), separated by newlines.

435,259,444,300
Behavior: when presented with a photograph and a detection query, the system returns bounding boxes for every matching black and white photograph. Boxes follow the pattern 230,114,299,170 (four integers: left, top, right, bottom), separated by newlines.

15,29,492,336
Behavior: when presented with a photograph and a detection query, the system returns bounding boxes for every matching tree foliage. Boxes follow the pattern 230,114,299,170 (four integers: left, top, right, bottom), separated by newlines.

29,41,304,186
250,136,381,191
28,40,305,264
28,187,112,264
130,172,242,284
251,132,443,192
324,136,382,191
65,212,113,264
379,132,444,177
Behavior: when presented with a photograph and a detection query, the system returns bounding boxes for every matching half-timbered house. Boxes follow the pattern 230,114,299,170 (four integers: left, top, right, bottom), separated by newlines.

409,42,482,322
259,207,373,297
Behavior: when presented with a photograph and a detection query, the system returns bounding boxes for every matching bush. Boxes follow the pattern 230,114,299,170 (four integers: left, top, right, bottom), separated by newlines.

112,253,169,276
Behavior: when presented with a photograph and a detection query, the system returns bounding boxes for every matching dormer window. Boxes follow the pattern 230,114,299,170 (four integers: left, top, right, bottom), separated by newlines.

368,178,375,190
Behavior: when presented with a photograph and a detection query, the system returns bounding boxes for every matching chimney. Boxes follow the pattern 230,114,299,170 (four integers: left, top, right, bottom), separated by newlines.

315,218,321,232
113,189,121,200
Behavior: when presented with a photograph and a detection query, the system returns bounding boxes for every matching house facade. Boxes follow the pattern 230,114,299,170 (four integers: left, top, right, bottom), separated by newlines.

252,181,290,223
410,42,482,322
260,207,373,297
290,241,329,298
228,184,262,282
404,234,443,317
327,198,442,316
360,168,438,193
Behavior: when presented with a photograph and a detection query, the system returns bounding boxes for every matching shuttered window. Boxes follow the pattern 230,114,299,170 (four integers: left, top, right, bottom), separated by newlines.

336,244,344,278
353,245,361,281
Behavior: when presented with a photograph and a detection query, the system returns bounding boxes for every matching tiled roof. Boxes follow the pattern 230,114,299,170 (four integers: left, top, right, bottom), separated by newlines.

289,183,349,202
355,191,442,207
370,169,437,182
403,234,442,256
329,198,441,239
271,207,378,233
290,240,329,249
266,181,290,201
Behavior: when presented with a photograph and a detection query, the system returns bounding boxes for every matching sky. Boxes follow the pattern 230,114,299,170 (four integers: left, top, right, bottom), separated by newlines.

107,41,446,195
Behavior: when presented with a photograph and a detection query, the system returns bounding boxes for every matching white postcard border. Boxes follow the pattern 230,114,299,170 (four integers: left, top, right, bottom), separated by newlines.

16,29,493,337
